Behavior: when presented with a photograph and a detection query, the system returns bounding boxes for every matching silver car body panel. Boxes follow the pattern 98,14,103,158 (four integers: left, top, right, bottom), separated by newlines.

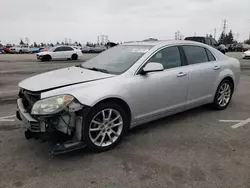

19,66,114,91
19,40,241,128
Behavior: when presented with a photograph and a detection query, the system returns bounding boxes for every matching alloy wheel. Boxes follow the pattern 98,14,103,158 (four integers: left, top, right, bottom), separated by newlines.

217,82,231,107
89,109,123,147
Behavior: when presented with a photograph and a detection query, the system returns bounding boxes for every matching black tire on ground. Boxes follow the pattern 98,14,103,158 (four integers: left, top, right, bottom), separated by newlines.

41,55,51,61
83,102,129,152
71,54,78,60
212,79,233,110
19,50,23,54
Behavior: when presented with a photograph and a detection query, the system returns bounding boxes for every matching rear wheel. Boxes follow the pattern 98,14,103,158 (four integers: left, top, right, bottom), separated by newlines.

83,102,129,152
71,54,78,60
212,79,233,110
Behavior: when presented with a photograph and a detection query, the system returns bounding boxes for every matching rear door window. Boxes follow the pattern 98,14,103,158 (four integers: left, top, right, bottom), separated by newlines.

182,45,209,64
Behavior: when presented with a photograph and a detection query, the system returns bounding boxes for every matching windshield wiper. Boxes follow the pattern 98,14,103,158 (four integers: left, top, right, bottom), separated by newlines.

75,64,110,73
84,67,110,73
75,64,84,68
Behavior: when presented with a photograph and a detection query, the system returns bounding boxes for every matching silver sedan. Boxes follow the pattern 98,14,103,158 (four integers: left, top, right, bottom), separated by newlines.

17,40,240,153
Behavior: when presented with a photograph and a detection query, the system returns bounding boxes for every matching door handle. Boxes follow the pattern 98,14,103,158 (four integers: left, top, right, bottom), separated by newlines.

213,65,221,70
177,72,187,77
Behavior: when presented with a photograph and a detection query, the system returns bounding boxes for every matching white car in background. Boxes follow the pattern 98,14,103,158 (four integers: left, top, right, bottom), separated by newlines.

243,50,250,59
10,45,31,53
37,45,82,61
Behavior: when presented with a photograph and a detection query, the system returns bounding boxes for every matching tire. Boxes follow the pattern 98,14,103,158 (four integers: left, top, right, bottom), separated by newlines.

41,55,51,61
71,54,78,60
212,79,233,110
83,102,129,152
19,50,23,54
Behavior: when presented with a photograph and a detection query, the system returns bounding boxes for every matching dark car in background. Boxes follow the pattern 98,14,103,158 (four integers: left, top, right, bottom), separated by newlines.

81,45,107,53
0,44,3,53
184,36,227,54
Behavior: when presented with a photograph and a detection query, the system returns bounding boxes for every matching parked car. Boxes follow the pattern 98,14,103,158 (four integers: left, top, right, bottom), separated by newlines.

81,46,91,53
242,50,250,59
10,46,20,53
10,45,31,53
36,45,82,61
16,40,240,154
0,44,3,53
3,45,12,53
106,42,118,48
39,47,48,52
31,47,40,53
184,36,227,54
90,46,107,53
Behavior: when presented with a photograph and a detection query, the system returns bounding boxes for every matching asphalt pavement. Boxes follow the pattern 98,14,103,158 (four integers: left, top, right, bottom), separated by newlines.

0,53,250,188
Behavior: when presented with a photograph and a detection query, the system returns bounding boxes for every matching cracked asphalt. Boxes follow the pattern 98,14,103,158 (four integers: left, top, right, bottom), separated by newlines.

0,53,250,188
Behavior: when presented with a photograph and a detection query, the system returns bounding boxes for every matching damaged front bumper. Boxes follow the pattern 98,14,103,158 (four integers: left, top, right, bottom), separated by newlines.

16,98,90,154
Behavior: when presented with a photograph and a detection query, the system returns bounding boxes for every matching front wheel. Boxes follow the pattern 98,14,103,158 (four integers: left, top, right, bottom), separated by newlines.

83,102,129,152
41,55,51,61
212,79,233,110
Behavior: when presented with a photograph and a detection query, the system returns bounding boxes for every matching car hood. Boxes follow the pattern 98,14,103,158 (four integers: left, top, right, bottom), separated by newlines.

19,66,114,92
244,50,250,55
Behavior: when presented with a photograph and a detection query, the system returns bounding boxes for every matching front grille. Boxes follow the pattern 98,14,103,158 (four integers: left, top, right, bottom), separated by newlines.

30,122,40,132
19,89,41,112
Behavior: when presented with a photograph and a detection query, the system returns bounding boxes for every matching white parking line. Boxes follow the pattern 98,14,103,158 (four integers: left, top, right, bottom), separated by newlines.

231,118,250,129
0,90,18,94
219,118,250,129
219,120,242,123
0,115,16,122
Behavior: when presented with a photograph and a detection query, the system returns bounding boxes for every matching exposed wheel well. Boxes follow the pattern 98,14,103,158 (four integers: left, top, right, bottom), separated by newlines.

71,53,78,60
94,98,132,124
42,55,52,61
221,76,234,92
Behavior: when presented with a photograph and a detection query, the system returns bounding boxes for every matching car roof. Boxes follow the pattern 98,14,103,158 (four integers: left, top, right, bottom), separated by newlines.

121,40,207,47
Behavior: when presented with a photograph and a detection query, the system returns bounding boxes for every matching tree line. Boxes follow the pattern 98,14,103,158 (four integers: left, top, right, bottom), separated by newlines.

19,39,82,48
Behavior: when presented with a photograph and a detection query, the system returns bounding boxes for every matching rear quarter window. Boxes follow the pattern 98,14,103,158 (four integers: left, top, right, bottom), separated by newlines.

205,49,216,61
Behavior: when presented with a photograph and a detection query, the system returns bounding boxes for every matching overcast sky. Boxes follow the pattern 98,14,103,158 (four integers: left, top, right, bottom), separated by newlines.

1,0,250,44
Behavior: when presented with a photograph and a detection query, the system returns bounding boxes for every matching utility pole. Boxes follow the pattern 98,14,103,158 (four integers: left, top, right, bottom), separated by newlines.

222,19,227,34
174,31,181,40
214,28,216,39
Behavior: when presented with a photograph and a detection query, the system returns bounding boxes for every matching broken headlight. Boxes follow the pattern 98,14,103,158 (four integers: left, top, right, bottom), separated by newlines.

31,95,74,115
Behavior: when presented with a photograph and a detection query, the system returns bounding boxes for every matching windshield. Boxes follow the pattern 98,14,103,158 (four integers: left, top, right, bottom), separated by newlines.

48,47,56,52
82,45,152,74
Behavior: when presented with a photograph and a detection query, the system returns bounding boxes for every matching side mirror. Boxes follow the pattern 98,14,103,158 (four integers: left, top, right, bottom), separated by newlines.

141,62,164,75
